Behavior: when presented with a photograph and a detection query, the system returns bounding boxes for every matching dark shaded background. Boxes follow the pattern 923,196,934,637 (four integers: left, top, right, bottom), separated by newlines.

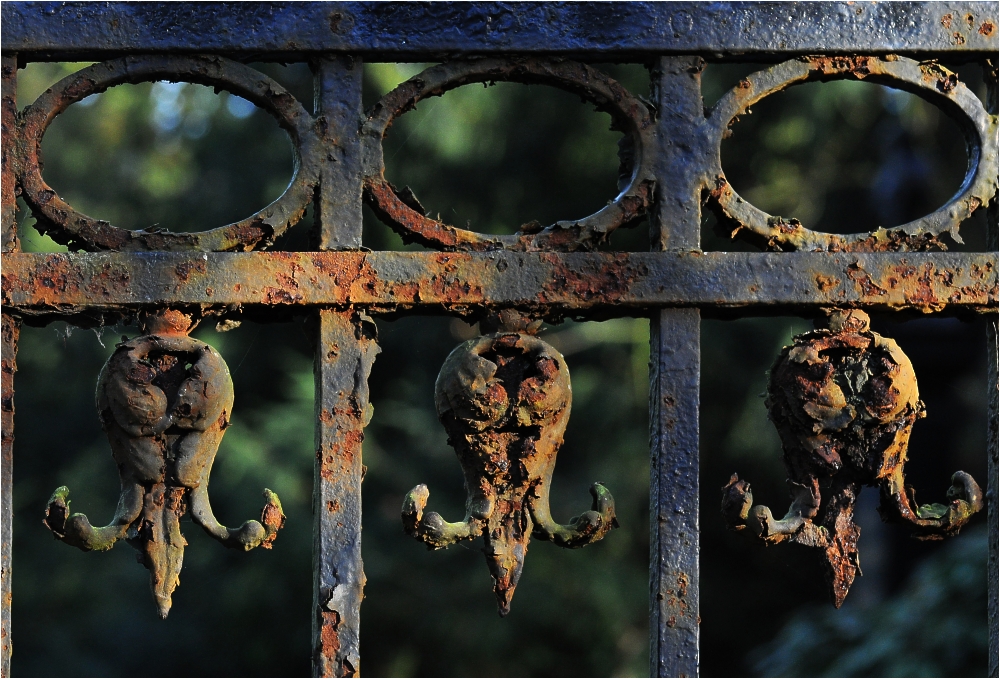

7,58,991,676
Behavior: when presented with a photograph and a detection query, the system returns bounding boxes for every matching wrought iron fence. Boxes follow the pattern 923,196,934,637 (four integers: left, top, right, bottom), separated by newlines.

1,2,997,677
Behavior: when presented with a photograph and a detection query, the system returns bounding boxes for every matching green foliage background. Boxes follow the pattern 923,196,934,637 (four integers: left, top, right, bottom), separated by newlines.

7,58,991,677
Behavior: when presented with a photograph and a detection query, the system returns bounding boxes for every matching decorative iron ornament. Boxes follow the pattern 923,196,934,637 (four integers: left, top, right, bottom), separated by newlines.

9,53,994,620
705,56,998,252
722,309,983,607
361,58,656,252
402,328,616,615
10,56,996,255
42,310,285,618
0,28,992,675
17,56,319,252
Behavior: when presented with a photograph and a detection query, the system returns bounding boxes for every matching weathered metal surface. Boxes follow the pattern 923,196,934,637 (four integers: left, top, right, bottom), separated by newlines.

311,56,368,677
984,56,999,679
314,56,364,252
10,54,997,259
41,309,285,618
402,332,616,616
650,310,701,678
723,310,983,607
649,56,704,679
706,56,999,251
0,54,17,679
1,3,998,677
13,55,318,252
312,310,377,678
2,2,998,58
0,314,18,678
3,251,996,316
1,55,17,254
362,58,654,252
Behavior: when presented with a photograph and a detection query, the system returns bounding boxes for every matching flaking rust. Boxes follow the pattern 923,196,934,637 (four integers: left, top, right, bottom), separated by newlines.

722,309,982,607
42,309,285,618
402,326,616,616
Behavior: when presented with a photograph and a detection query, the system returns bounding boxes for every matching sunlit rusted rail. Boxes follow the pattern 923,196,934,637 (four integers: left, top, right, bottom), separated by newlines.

3,251,995,316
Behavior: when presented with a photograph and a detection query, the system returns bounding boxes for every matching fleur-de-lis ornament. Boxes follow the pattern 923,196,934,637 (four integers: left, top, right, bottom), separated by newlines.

402,327,616,616
722,309,982,607
43,310,285,618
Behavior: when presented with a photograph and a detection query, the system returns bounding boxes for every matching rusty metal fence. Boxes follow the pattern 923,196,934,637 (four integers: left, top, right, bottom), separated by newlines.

1,2,998,677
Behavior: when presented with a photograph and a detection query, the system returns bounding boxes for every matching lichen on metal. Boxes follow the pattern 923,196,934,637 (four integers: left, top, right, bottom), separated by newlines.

722,309,983,607
41,309,285,618
402,330,616,615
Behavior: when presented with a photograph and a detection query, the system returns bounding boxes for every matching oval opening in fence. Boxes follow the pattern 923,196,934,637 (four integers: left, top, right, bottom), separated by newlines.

720,79,968,237
34,75,294,238
366,63,632,245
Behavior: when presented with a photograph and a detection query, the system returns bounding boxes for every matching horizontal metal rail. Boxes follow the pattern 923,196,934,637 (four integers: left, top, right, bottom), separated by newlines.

3,251,996,316
2,1,997,59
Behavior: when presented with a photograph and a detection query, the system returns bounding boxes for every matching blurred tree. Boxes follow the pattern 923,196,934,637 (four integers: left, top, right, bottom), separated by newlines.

750,526,988,677
7,57,989,678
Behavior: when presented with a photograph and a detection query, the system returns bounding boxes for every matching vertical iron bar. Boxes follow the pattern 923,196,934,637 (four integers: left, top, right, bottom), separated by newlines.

312,310,378,678
0,316,16,679
649,55,707,678
1,55,17,253
311,56,370,678
314,55,365,251
984,57,998,679
1,52,18,678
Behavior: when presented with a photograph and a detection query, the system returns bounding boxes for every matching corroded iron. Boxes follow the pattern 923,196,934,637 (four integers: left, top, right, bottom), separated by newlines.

722,309,983,607
362,58,655,252
1,4,998,676
705,56,999,252
3,250,996,318
42,309,285,618
14,55,319,253
402,331,616,615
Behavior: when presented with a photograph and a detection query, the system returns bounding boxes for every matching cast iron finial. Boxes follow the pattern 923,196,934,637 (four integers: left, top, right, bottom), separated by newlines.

43,310,285,618
402,331,616,616
722,310,982,607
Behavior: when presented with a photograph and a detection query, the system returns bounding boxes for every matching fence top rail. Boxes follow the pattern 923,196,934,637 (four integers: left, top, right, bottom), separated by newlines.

2,1,998,60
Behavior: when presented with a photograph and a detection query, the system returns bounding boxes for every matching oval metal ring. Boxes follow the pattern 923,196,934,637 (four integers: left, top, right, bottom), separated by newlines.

361,59,656,252
705,56,998,252
17,55,319,252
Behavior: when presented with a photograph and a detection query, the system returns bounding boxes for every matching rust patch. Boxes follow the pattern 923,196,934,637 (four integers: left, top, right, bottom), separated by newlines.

979,20,995,35
319,610,342,668
895,262,942,310
846,262,887,297
815,274,839,292
174,259,207,283
809,55,874,79
537,252,644,305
